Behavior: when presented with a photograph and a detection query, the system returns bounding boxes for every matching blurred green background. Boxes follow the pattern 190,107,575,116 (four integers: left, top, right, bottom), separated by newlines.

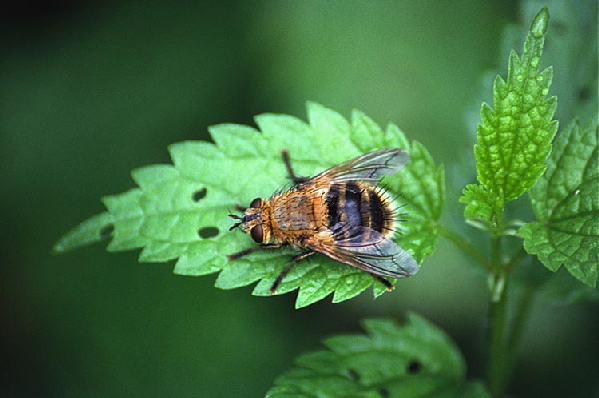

2,1,597,397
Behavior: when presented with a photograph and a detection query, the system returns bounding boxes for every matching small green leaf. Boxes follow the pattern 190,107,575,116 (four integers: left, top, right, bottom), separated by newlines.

266,314,490,398
460,184,494,225
461,6,558,225
54,102,444,308
520,118,599,287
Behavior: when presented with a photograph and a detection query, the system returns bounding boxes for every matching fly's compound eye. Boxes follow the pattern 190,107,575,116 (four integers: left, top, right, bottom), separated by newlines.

250,224,264,243
250,198,262,208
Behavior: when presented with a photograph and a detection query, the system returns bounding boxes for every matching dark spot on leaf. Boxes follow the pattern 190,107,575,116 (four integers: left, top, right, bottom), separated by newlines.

198,226,219,239
578,85,591,102
100,224,114,240
378,388,390,398
192,187,207,202
347,368,360,381
407,360,421,374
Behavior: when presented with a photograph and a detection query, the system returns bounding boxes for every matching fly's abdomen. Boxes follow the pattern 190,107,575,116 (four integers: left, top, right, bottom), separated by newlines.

325,182,396,238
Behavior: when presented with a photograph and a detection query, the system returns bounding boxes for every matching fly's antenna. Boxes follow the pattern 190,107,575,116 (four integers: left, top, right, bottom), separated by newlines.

228,212,243,231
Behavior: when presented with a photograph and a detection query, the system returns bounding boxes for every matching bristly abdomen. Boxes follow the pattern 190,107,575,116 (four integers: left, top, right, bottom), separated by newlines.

325,182,396,238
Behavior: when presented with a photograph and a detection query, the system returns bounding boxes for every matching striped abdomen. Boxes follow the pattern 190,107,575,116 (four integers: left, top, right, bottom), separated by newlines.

325,182,396,238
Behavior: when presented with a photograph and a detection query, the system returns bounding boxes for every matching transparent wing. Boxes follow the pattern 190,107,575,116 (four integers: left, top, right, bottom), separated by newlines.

309,226,418,278
317,148,409,184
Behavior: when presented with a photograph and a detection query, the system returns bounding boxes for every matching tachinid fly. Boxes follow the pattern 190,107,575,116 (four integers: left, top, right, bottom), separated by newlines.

228,148,418,294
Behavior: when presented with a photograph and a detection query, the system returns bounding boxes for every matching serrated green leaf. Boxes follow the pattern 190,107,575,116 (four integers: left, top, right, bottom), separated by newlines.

462,6,558,225
266,314,490,398
520,118,599,287
54,102,444,308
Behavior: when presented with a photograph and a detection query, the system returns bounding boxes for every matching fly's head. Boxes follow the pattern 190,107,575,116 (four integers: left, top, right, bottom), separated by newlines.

229,198,267,243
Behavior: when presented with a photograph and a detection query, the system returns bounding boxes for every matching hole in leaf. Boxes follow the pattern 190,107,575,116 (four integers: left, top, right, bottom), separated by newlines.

100,224,114,240
192,187,207,202
407,360,422,374
347,368,360,381
378,388,390,398
198,226,219,239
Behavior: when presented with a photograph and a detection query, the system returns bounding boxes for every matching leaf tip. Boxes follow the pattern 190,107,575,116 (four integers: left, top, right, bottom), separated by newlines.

53,212,114,254
531,6,549,38
52,240,66,254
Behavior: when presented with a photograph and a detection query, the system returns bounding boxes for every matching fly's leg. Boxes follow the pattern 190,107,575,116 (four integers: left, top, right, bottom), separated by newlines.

371,274,395,291
281,149,310,185
270,251,315,294
227,243,285,261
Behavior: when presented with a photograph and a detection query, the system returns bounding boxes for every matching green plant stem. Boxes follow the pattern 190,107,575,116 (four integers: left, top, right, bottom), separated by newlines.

437,224,491,271
505,286,535,385
488,235,509,398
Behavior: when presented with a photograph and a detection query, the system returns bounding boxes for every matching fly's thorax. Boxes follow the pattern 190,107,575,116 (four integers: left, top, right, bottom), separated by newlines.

267,186,329,244
325,182,398,239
